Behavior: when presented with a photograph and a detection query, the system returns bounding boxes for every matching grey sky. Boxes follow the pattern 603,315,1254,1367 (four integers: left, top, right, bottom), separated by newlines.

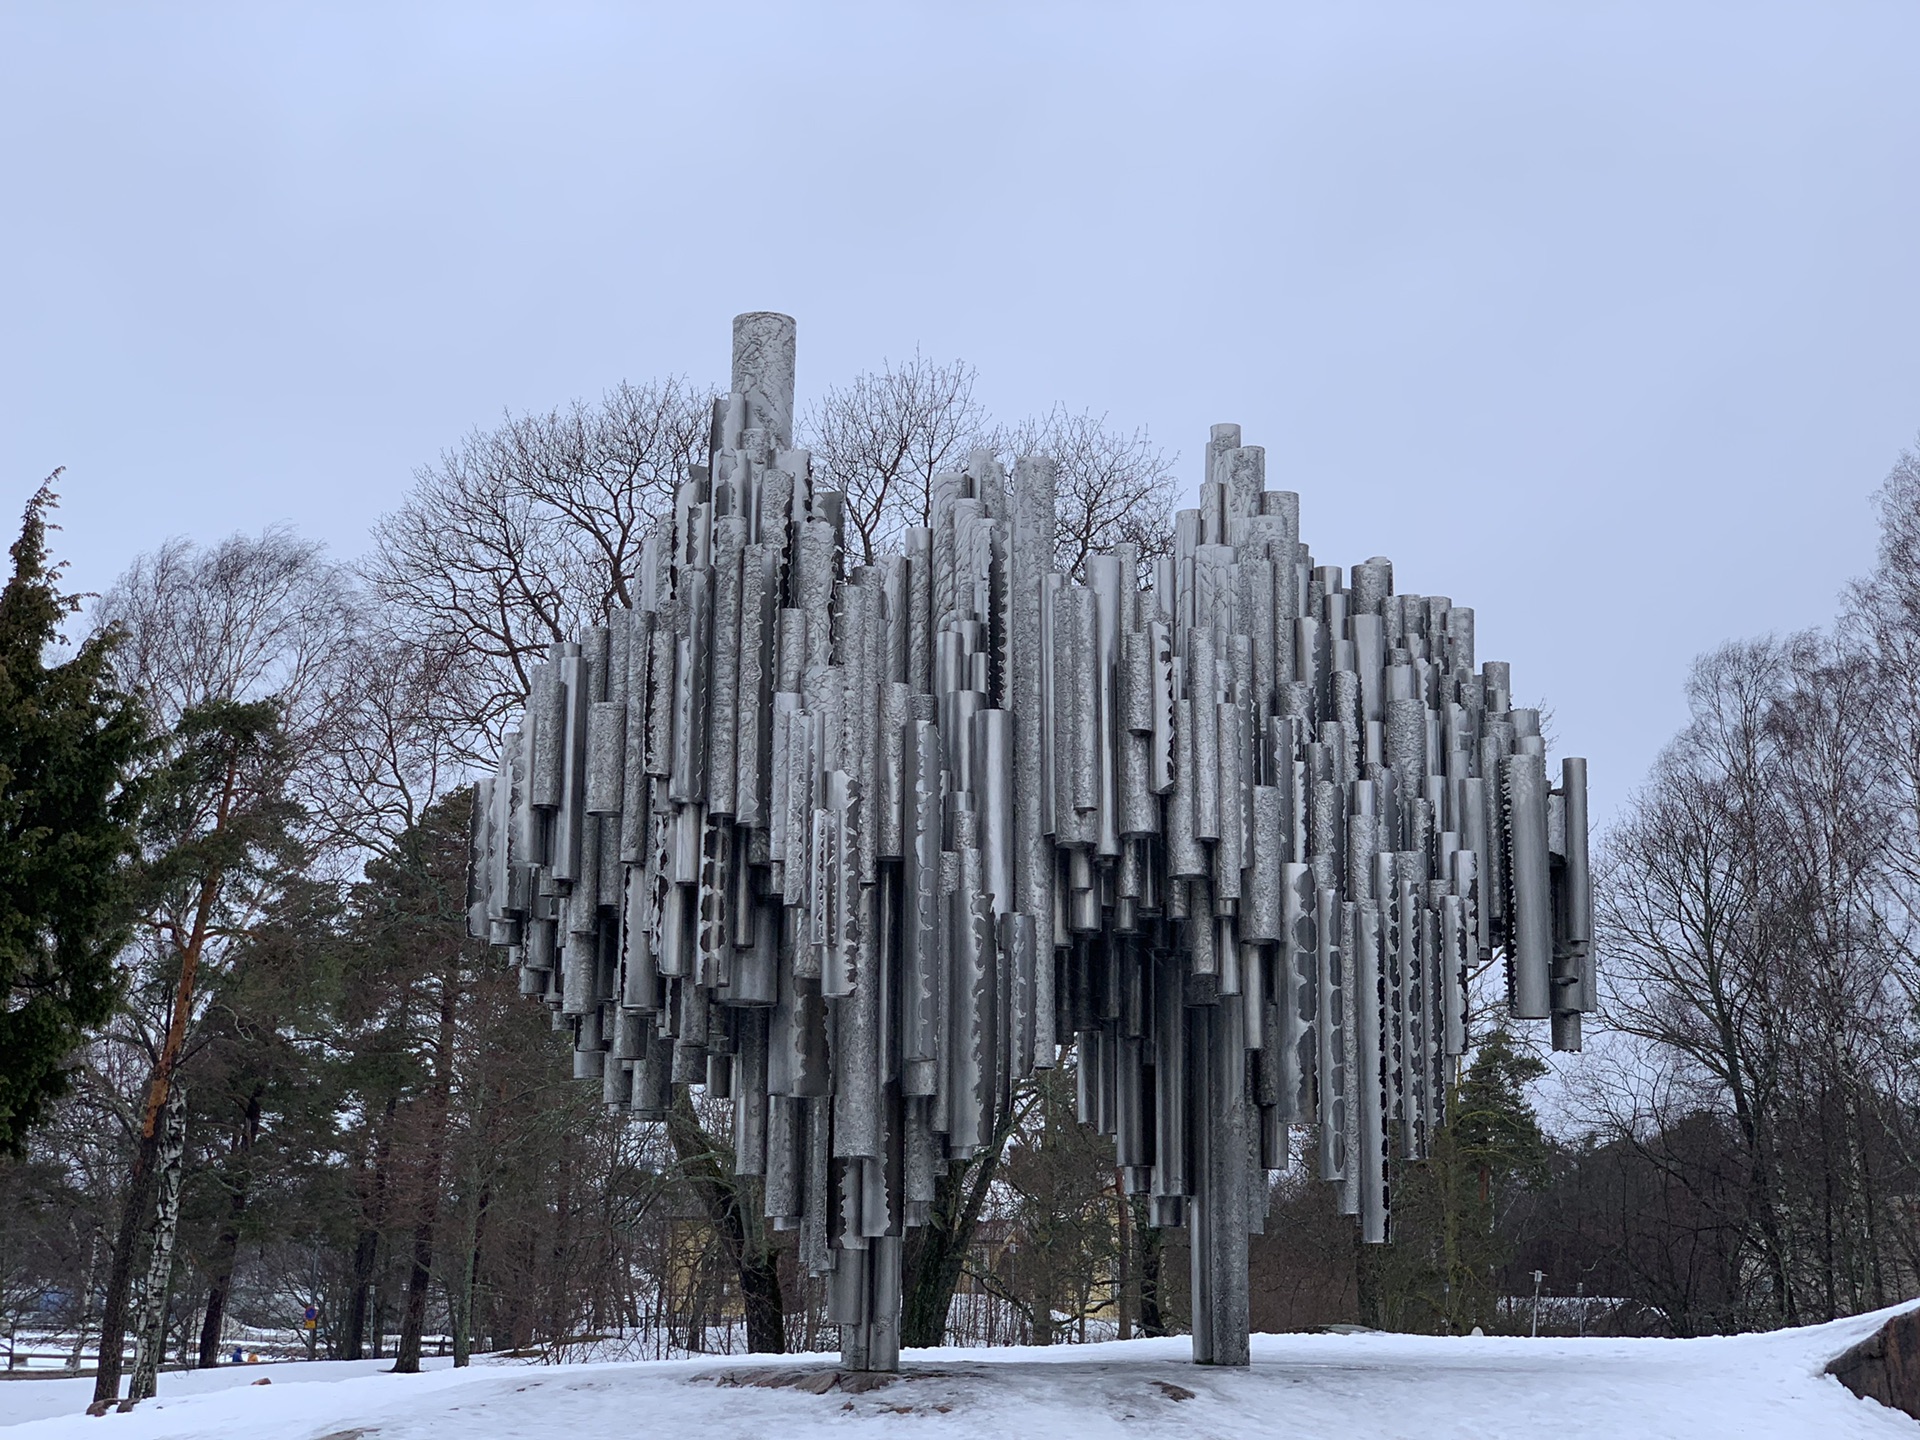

5,2,1918,829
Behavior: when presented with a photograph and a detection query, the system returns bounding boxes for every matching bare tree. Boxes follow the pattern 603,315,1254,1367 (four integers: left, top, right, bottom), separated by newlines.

990,1065,1121,1346
802,353,991,567
1592,625,1920,1329
363,379,712,758
1845,445,1920,985
804,357,1179,579
303,628,470,863
88,530,355,1405
100,528,357,740
1596,639,1807,1327
999,407,1178,577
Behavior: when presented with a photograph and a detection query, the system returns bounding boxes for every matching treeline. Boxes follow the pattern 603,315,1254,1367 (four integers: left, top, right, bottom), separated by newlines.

1553,453,1920,1333
3,359,1917,1400
1271,454,1920,1339
0,363,1190,1401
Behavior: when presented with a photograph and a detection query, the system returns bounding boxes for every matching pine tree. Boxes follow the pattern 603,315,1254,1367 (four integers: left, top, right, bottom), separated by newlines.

95,695,301,1404
0,477,146,1153
1358,1027,1551,1333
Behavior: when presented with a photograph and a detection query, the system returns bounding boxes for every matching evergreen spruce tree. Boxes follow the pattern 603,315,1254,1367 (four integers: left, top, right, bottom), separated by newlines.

0,477,145,1153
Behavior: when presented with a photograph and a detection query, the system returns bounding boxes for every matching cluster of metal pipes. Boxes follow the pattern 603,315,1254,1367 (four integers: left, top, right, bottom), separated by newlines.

467,312,1595,1369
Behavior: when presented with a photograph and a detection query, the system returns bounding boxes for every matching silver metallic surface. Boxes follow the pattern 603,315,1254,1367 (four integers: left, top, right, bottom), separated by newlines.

469,312,1597,1374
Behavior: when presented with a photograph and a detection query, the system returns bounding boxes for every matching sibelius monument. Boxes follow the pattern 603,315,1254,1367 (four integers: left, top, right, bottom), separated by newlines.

467,312,1595,1371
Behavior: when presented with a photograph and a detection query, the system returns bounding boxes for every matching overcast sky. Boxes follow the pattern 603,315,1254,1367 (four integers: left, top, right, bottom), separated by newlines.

5,2,1918,828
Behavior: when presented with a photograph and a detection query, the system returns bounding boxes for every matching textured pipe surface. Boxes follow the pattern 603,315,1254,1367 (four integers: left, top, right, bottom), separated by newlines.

468,312,1597,1372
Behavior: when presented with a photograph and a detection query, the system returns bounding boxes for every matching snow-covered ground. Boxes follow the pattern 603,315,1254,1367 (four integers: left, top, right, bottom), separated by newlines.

3,1305,1915,1439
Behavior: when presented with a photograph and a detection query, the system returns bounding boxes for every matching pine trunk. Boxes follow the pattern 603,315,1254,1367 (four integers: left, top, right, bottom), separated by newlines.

92,769,236,1404
343,1097,399,1362
394,956,460,1373
443,1137,491,1368
447,1253,472,1367
394,1217,437,1372
196,1088,262,1367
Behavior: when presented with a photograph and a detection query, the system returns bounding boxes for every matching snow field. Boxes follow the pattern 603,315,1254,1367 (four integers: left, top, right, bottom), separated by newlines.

2,1303,1916,1439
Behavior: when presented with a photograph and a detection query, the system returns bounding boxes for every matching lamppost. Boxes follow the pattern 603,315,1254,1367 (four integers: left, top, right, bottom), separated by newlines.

1530,1271,1545,1338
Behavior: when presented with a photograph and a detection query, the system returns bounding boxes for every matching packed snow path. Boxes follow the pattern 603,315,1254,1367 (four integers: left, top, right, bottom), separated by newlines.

4,1307,1916,1439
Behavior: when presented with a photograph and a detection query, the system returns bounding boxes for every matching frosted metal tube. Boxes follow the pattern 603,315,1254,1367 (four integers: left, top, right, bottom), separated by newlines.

529,663,564,811
731,311,797,448
552,653,588,883
1149,621,1175,794
1169,700,1204,879
1356,903,1387,1244
585,700,626,815
1191,631,1220,842
707,517,744,817
1244,784,1283,942
1315,886,1342,1181
735,543,775,827
669,571,711,805
1562,756,1594,1003
1089,554,1123,857
1506,752,1553,1018
973,708,1016,917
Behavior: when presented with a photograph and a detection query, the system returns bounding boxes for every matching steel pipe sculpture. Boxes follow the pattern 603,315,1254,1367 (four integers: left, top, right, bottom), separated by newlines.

468,312,1595,1370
